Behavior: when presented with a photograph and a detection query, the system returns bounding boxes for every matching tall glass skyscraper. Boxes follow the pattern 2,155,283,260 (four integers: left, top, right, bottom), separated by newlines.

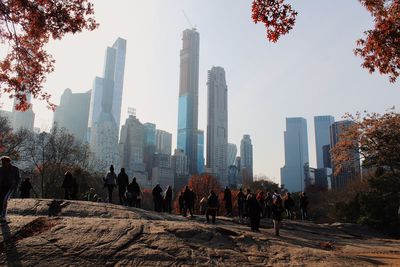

177,29,200,175
240,135,253,183
206,66,228,186
314,115,335,168
280,118,309,192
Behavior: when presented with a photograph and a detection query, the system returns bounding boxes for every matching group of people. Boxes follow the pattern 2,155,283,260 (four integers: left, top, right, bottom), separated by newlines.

152,184,173,213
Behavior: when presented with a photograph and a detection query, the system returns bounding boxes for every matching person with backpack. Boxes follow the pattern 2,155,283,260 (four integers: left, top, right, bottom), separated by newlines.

152,184,163,212
117,168,129,205
272,196,285,236
206,190,218,224
0,156,21,223
283,192,295,219
164,185,173,213
247,193,262,232
223,186,233,216
103,165,117,203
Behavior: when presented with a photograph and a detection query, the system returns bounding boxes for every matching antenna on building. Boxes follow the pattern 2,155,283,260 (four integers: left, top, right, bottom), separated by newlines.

182,10,196,30
128,107,136,117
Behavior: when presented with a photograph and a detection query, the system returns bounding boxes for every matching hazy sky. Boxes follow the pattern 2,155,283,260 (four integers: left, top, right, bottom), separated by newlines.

1,0,399,183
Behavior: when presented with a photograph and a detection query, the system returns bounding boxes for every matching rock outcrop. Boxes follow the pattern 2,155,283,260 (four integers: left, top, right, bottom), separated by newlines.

1,199,399,266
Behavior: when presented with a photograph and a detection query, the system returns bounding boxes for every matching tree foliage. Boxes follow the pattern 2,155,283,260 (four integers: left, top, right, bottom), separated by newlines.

331,110,400,175
252,0,400,82
0,0,97,110
0,113,29,158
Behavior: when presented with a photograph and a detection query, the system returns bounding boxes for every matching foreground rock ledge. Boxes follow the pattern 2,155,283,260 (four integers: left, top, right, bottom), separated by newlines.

0,199,399,266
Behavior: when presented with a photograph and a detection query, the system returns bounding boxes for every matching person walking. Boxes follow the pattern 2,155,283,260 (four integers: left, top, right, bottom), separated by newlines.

237,188,246,222
117,168,129,205
164,186,173,213
62,171,74,200
178,191,185,215
299,192,309,220
247,193,262,232
103,165,117,203
224,186,233,216
152,184,163,212
0,156,21,223
283,192,295,219
206,190,218,224
272,196,284,236
127,177,141,207
265,192,273,219
20,177,33,198
183,186,194,217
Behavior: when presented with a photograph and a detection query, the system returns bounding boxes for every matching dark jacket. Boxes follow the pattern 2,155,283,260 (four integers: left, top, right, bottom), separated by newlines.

247,197,262,218
224,188,232,203
117,172,129,189
207,193,218,210
127,180,141,196
152,185,163,199
165,188,173,201
272,204,284,221
284,197,295,209
0,165,21,190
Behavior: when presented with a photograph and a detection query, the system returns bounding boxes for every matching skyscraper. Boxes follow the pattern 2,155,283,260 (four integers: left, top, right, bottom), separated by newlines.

12,94,35,132
89,38,126,167
53,88,91,141
280,118,309,192
330,120,361,190
314,115,335,168
206,66,228,186
227,143,237,167
156,129,172,155
197,130,205,174
240,135,253,183
177,29,200,175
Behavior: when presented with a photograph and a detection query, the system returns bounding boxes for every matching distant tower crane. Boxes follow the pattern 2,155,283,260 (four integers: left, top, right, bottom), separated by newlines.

182,10,196,30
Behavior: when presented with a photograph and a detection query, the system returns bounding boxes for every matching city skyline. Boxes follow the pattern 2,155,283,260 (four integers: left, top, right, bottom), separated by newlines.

0,1,399,183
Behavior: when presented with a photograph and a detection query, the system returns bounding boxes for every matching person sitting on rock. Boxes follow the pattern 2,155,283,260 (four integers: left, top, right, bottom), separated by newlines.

206,190,218,224
83,188,98,202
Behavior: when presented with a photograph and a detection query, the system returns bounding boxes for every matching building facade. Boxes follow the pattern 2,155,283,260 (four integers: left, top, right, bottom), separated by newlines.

177,29,200,175
53,88,91,141
314,115,335,169
156,129,172,155
240,135,253,183
197,130,205,174
280,118,309,192
227,143,237,167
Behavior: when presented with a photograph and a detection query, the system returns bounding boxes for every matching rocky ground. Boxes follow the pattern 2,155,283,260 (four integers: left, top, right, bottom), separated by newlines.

1,199,399,266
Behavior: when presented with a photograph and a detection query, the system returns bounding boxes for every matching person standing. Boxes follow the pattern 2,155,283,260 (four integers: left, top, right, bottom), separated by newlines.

62,171,74,200
247,193,262,232
20,177,33,198
183,186,194,217
272,196,284,236
178,191,185,215
152,184,163,212
265,192,273,219
117,168,129,205
103,165,117,203
223,186,233,216
127,177,141,207
164,186,173,213
0,156,21,223
237,188,246,222
283,192,295,219
206,190,218,224
256,191,266,218
299,192,309,220
199,196,207,215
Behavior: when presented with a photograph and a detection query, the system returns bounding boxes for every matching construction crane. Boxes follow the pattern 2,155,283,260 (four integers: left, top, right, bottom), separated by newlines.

182,10,196,30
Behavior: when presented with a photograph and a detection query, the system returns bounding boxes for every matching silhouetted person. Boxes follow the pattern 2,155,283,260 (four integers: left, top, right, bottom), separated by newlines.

117,168,129,205
62,171,74,200
272,196,284,236
178,191,185,215
199,196,207,215
127,177,141,207
183,186,194,217
20,177,33,198
190,189,196,214
103,165,117,203
299,192,308,220
247,193,262,232
0,156,20,223
224,186,232,216
83,188,98,202
245,189,252,219
152,184,163,212
164,186,173,213
256,191,266,218
265,192,273,219
237,188,245,222
206,190,218,224
272,189,280,201
284,192,295,219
